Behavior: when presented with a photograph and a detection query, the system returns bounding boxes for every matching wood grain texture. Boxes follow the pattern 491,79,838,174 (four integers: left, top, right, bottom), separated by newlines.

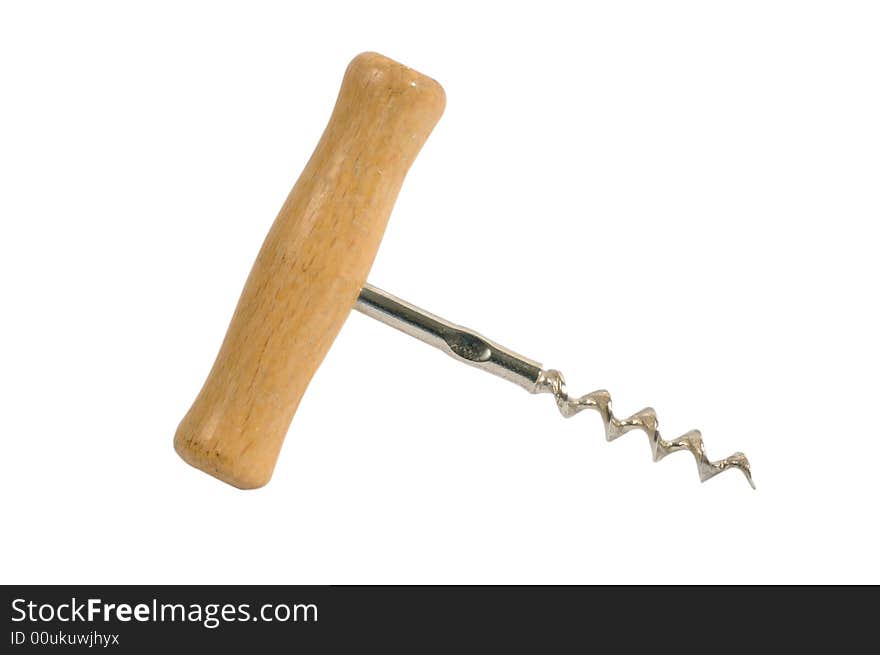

174,52,445,488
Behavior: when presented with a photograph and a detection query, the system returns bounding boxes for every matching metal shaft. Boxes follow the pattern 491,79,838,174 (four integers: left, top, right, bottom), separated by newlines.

355,283,543,392
354,283,755,488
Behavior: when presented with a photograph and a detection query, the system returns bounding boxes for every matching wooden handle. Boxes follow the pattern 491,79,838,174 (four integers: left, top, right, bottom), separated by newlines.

174,53,445,488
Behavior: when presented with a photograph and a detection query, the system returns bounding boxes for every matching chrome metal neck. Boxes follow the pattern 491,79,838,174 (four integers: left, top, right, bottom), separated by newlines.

355,283,543,392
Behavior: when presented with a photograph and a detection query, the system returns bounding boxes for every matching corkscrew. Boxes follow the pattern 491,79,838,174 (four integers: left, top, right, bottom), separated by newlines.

175,52,754,490
356,285,754,489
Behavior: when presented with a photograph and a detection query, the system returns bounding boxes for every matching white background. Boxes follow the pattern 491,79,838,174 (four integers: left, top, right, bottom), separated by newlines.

1,1,878,584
